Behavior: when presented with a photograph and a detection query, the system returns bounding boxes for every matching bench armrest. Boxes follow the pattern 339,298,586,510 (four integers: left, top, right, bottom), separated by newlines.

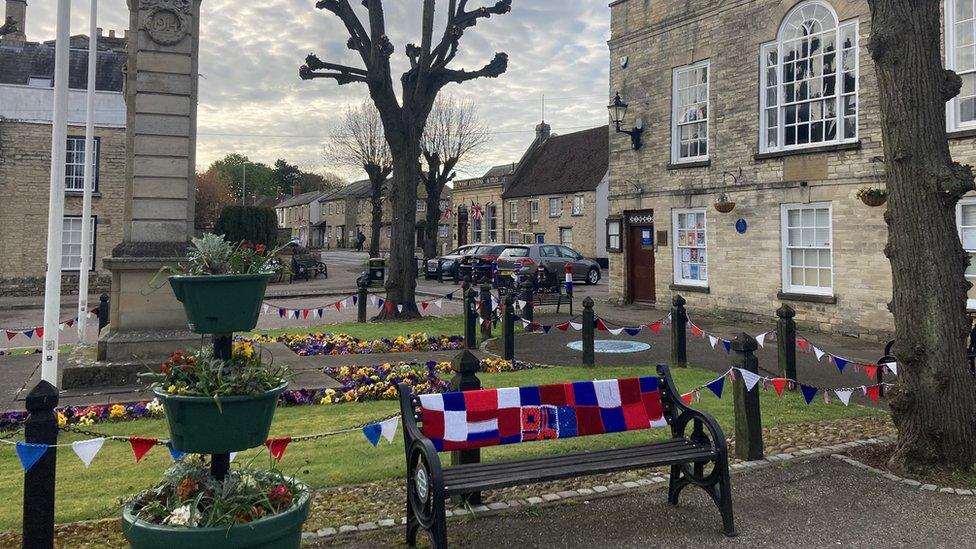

656,364,729,454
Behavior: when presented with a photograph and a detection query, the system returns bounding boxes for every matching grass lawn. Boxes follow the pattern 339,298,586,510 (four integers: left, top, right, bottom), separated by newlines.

0,365,883,531
246,316,468,340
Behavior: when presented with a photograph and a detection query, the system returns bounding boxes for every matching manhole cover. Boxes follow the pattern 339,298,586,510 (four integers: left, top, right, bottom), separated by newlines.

566,340,652,354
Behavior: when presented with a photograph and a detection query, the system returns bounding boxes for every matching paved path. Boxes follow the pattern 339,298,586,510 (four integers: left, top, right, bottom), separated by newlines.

314,456,974,548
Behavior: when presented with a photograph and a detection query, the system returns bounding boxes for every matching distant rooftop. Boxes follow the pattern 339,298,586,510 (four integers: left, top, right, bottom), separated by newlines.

0,34,126,92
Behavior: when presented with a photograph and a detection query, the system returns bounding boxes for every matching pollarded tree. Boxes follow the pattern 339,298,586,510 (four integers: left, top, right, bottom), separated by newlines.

325,101,393,258
420,96,488,259
867,0,976,473
301,0,513,318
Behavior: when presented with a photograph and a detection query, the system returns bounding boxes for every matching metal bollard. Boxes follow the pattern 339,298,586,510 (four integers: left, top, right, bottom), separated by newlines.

520,278,534,323
479,284,493,341
22,381,59,549
450,351,482,504
776,304,797,385
357,273,369,323
464,288,478,349
97,293,110,332
503,295,515,361
671,295,688,368
732,333,764,461
582,297,595,367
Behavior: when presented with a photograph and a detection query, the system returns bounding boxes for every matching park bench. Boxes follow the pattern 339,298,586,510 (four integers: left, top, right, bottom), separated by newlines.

397,364,735,548
532,288,572,314
289,254,328,283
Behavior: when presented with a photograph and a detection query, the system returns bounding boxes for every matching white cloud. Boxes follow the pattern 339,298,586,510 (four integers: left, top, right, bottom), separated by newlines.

27,0,609,179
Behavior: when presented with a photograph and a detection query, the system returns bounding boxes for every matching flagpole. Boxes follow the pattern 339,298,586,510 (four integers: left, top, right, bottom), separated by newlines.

42,0,72,384
77,0,98,342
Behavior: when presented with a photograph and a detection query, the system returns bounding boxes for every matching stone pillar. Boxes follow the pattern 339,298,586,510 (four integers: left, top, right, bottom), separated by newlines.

98,0,201,363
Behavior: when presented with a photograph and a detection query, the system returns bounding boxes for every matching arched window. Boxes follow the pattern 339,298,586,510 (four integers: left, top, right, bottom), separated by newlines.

759,1,859,153
947,0,976,131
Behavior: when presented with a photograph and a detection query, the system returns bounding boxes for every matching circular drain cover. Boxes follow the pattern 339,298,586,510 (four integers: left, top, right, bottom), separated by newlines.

566,340,652,354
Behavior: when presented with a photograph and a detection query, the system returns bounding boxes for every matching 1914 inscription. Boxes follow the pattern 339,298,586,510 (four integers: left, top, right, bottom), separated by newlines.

142,0,190,46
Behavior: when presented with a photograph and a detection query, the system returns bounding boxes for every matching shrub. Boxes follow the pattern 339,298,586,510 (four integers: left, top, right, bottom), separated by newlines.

214,206,278,248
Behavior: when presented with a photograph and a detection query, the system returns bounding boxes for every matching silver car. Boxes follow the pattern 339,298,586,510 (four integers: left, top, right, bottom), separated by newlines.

496,244,602,286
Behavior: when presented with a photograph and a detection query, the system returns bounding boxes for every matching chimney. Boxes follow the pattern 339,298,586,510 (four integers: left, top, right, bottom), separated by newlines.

96,27,102,37
535,121,551,142
2,0,27,44
108,29,115,38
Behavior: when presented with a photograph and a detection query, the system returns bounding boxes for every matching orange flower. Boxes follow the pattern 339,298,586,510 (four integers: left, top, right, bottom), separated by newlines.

160,362,172,375
255,244,266,254
176,478,198,500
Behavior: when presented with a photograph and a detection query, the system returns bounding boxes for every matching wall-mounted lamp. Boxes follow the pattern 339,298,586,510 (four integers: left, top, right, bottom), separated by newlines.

608,92,644,150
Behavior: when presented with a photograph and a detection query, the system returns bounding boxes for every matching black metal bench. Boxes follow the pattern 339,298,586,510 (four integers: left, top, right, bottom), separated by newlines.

397,364,735,548
289,254,327,283
532,289,572,314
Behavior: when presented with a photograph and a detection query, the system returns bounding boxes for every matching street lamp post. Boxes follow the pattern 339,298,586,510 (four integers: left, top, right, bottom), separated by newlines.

607,92,644,150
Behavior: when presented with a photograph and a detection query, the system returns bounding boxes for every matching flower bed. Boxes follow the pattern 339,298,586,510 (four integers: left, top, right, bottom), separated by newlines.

255,332,465,356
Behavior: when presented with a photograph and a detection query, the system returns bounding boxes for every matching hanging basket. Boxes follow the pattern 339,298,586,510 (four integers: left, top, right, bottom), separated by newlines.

714,201,736,214
122,484,310,549
169,274,272,334
154,382,287,454
860,194,887,207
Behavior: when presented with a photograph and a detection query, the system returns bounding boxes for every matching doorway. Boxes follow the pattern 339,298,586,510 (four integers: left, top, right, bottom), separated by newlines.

627,211,655,304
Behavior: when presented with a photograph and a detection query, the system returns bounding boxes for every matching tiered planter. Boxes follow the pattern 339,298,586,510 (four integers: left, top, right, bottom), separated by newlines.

123,273,308,549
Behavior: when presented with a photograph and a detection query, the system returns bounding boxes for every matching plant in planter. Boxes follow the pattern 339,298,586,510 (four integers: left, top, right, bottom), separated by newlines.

123,459,310,549
714,193,736,213
856,186,888,207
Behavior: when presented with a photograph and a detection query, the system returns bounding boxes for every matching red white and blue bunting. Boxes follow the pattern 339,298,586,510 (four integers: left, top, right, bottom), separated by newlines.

679,368,893,408
2,308,98,342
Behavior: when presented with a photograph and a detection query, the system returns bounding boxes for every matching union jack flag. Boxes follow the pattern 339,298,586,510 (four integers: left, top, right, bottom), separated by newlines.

418,377,667,451
470,202,483,221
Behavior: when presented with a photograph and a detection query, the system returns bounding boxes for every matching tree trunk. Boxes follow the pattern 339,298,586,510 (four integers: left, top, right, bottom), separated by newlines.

868,0,976,473
375,139,422,320
423,177,443,259
369,183,383,258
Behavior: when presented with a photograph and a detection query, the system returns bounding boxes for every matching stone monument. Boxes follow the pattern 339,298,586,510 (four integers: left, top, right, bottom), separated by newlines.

97,0,202,362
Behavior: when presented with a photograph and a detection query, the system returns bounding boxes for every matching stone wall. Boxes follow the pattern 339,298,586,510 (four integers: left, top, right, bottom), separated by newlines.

607,0,976,338
0,120,125,295
505,190,602,257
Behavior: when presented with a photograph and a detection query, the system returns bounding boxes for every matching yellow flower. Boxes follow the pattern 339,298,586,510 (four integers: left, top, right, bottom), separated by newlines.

167,385,178,394
319,397,332,405
109,404,126,419
57,412,67,427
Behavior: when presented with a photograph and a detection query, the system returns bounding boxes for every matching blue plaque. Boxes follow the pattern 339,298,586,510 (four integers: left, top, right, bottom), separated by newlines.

735,218,748,234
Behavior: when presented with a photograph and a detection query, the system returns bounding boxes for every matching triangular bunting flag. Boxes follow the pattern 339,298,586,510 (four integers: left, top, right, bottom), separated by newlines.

446,291,456,301
722,340,732,354
352,295,359,305
609,327,624,336
370,295,378,306
380,416,399,443
595,319,609,332
517,300,527,310
797,338,808,351
5,331,15,341
833,356,849,373
23,329,34,339
166,442,187,462
377,298,385,309
542,325,553,334
129,437,157,462
864,365,878,381
302,309,309,319
35,327,44,338
834,389,853,406
292,310,300,319
865,385,881,402
397,304,404,313
680,392,694,405
278,309,286,318
434,299,443,308
814,346,826,361
15,442,48,472
385,301,393,313
649,322,662,334
570,322,583,331
335,301,342,311
770,378,788,396
71,438,105,468
691,324,703,336
708,335,718,349
739,368,762,391
755,332,767,348
705,376,725,398
556,322,570,332
264,437,292,463
362,422,382,447
885,362,898,376
421,302,429,311
800,385,818,405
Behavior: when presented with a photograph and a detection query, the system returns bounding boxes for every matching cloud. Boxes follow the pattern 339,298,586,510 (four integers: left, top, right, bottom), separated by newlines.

27,0,609,180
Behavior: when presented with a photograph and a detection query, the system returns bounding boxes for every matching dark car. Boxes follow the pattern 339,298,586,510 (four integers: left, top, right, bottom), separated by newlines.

425,245,479,280
496,244,601,287
457,244,512,282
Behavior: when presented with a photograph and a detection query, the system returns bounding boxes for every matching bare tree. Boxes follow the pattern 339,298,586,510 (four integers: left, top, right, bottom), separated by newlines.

301,0,513,319
868,0,976,473
325,101,393,257
420,96,488,258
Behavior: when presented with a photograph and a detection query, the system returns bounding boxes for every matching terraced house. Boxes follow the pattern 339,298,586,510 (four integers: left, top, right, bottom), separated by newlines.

606,0,976,338
0,0,127,296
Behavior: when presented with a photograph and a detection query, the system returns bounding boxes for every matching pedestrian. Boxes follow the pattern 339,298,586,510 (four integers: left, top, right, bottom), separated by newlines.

356,230,366,252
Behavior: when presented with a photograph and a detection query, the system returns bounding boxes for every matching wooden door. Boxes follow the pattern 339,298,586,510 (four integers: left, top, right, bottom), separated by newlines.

628,215,656,303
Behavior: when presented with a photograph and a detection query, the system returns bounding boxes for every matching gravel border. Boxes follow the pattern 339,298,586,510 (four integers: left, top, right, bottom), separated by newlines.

829,453,976,497
300,435,898,542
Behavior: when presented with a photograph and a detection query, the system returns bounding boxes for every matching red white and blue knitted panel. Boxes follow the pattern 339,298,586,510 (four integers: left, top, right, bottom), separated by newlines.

418,377,667,452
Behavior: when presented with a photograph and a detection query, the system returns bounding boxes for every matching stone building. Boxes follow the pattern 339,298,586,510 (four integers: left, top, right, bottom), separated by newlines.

606,0,976,338
0,1,127,296
451,163,513,247
502,125,609,263
273,190,327,248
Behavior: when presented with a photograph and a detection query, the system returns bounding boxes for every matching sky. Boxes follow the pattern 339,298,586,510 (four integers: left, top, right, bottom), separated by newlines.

27,0,611,181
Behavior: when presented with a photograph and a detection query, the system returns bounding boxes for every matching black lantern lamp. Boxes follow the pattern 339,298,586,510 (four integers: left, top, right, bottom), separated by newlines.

608,92,643,150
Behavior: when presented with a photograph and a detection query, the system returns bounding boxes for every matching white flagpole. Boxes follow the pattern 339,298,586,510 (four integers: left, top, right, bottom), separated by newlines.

42,0,72,384
78,0,98,341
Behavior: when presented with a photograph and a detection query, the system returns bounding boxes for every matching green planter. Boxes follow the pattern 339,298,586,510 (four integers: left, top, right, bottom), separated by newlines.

122,485,310,549
169,274,272,334
155,383,288,454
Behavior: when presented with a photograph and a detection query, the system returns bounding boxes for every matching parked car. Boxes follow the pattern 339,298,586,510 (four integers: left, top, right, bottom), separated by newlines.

497,244,601,287
457,244,512,282
426,244,479,280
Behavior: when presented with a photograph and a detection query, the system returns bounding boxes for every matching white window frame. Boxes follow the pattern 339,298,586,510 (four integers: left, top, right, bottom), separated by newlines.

671,60,710,164
759,2,859,154
572,195,585,216
671,209,708,287
549,197,562,218
438,224,450,238
559,227,573,247
781,202,834,296
957,197,976,309
509,201,518,224
529,200,540,223
947,0,976,131
507,229,520,244
65,136,99,192
61,216,96,271
487,204,498,242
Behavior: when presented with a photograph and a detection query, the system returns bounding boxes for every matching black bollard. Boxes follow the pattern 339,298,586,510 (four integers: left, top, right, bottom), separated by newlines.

776,304,797,385
671,295,688,368
97,293,110,332
23,381,58,549
211,334,233,480
503,295,515,361
464,288,478,349
582,297,595,367
732,333,764,461
480,284,493,341
450,351,482,504
520,278,534,323
357,273,369,323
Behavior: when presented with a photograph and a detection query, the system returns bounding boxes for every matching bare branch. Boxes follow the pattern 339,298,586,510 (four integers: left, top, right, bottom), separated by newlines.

431,0,512,69
316,0,371,63
299,54,368,85
436,52,509,86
